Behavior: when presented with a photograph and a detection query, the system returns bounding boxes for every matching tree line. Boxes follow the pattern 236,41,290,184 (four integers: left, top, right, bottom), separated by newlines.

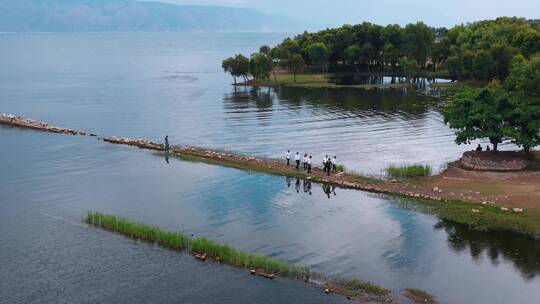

223,17,540,82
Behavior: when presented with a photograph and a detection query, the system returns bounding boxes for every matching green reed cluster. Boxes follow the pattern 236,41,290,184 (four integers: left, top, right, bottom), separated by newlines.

386,164,432,178
85,211,310,280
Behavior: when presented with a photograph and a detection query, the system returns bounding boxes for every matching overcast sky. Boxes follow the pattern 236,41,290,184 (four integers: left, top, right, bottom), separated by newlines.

157,0,539,28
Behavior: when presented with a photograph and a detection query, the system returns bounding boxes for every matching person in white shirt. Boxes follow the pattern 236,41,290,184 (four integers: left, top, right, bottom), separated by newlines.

307,155,312,173
294,152,300,169
323,155,328,167
331,156,337,172
286,150,291,166
302,154,308,170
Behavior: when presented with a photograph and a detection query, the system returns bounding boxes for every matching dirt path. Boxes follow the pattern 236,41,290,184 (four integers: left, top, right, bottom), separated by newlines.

2,113,538,213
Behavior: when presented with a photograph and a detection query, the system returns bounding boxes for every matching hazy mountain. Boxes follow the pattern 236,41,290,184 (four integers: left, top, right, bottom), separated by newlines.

0,0,303,32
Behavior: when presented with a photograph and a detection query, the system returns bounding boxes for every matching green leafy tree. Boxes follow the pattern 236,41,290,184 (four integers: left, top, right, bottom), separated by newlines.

383,43,400,72
345,44,362,71
447,55,463,80
443,82,513,151
490,44,517,80
250,53,273,81
288,54,305,82
305,42,329,72
505,55,540,152
221,54,250,84
259,45,271,55
431,37,450,70
472,50,495,80
402,22,435,66
400,58,418,80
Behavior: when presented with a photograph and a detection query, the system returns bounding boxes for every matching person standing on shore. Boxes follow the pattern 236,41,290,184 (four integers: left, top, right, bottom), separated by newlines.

303,153,308,170
332,156,337,172
476,144,482,151
295,152,301,169
307,155,312,173
323,155,328,167
164,135,170,153
286,150,291,166
324,159,331,176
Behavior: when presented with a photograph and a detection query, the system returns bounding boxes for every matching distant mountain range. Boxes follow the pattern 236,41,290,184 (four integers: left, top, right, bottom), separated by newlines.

0,0,304,32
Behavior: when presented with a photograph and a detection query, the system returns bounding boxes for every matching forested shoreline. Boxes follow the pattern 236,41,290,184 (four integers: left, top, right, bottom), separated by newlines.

223,17,539,82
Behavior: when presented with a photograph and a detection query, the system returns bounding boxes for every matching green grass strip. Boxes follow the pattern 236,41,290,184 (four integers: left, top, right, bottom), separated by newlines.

84,211,397,302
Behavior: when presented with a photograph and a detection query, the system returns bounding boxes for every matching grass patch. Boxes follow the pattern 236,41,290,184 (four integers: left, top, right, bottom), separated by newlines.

386,164,432,178
246,73,412,90
404,288,437,304
85,211,399,302
335,164,345,172
394,197,540,238
327,278,391,302
85,211,310,280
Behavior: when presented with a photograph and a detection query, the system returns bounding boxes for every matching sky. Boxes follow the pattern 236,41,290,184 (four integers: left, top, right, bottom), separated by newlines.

157,0,539,28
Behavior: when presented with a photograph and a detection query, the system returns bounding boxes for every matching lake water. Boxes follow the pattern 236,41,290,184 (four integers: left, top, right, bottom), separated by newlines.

1,33,539,304
0,32,504,176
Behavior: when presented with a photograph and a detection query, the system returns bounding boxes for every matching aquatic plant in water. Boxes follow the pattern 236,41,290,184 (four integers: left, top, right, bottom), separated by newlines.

84,211,397,302
386,164,432,178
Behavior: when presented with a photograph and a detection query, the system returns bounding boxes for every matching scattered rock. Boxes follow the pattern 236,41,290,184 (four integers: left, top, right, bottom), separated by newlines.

500,207,509,211
513,208,524,213
472,209,480,213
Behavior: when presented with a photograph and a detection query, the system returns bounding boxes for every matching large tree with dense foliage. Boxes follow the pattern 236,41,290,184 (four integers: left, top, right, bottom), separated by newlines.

250,53,273,81
222,54,250,84
402,22,435,66
505,55,540,152
443,82,513,151
305,42,329,72
288,54,305,82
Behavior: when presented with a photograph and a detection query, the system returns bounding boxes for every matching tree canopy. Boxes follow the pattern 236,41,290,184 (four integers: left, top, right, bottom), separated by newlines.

224,17,540,82
444,55,540,152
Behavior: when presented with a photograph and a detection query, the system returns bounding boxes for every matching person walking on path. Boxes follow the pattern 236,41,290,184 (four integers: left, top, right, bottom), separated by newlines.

323,155,328,167
164,135,170,153
302,154,308,170
295,152,301,169
331,156,337,172
286,150,291,166
307,155,312,173
324,159,331,176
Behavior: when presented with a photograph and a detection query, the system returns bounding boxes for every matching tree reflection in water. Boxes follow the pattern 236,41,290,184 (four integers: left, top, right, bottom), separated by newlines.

435,220,540,280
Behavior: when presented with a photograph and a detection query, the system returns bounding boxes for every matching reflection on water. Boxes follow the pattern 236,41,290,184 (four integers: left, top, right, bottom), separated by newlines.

0,33,490,176
223,85,477,175
0,129,539,304
436,220,540,281
328,75,451,88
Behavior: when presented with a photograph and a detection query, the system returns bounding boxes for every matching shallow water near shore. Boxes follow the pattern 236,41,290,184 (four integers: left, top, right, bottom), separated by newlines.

1,127,539,304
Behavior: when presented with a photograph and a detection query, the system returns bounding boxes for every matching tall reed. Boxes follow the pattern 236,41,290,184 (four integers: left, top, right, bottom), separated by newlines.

85,211,310,280
386,164,432,178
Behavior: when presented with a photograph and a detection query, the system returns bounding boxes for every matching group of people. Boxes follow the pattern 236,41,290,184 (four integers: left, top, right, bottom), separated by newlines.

475,144,491,152
286,150,338,176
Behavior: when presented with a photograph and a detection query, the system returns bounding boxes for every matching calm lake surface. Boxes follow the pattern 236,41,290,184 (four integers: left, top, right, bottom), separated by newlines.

1,33,538,304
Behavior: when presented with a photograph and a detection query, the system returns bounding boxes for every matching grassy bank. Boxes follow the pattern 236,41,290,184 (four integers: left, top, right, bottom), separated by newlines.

404,288,437,304
85,211,395,302
243,73,413,90
395,197,540,238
